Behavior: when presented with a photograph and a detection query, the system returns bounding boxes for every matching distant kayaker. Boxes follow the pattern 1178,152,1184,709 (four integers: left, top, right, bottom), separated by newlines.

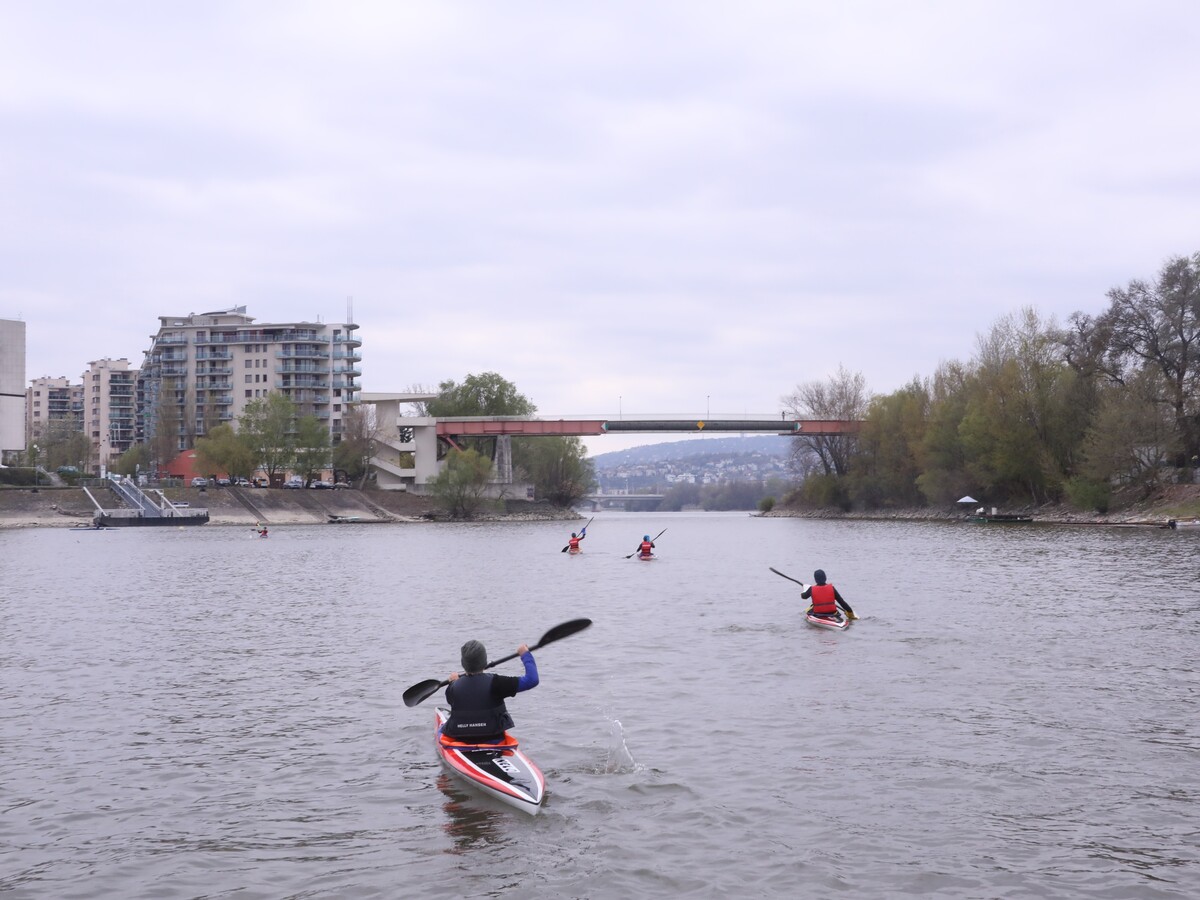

800,569,847,619
567,531,584,552
443,639,539,743
634,534,655,559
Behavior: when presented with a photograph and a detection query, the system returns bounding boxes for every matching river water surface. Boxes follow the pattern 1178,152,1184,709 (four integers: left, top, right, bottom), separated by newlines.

2,512,1197,898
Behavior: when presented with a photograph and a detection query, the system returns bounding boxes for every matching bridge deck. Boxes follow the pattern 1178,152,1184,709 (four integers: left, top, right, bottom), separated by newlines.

435,418,860,438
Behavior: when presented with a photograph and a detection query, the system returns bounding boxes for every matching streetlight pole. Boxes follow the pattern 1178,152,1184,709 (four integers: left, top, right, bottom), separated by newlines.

31,443,39,492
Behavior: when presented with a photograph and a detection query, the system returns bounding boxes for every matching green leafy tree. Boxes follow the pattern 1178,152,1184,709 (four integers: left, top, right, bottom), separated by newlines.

517,436,595,507
39,418,90,472
194,423,257,481
849,379,929,508
113,444,151,477
426,372,537,418
1078,371,1177,493
239,392,298,482
431,448,494,518
916,361,974,504
427,371,541,490
293,415,331,485
658,481,702,511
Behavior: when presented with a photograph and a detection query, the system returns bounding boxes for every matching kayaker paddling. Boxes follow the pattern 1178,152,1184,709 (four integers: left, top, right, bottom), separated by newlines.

403,619,592,815
768,566,858,629
443,639,539,743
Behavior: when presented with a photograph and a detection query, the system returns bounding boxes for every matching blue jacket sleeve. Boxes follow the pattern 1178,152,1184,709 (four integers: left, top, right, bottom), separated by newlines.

515,651,539,692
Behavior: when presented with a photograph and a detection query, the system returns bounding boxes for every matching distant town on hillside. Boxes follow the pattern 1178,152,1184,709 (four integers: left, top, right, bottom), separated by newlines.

590,435,792,494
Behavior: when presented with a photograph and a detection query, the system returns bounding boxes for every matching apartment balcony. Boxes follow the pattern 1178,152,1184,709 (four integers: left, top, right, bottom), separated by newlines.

157,335,188,345
195,349,233,360
162,366,189,377
333,364,362,377
198,365,233,375
212,395,234,406
279,377,330,389
276,348,330,360
334,334,362,348
276,364,327,374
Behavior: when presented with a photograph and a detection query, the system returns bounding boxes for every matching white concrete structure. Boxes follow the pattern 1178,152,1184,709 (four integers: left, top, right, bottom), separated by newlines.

0,318,26,460
357,393,535,498
358,392,439,491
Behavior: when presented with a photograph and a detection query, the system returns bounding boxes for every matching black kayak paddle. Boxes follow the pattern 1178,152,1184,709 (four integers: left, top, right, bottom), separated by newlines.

625,528,667,559
769,566,857,620
561,517,594,552
402,618,593,707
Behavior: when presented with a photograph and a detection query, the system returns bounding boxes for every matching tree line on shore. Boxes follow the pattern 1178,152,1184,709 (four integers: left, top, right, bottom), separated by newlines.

783,253,1200,513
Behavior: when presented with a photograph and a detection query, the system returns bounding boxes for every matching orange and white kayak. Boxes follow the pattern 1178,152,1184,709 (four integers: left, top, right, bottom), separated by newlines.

434,707,545,814
805,606,850,630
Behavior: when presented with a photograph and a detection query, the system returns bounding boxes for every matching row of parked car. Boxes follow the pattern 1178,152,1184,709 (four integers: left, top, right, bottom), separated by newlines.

283,477,347,489
190,476,348,489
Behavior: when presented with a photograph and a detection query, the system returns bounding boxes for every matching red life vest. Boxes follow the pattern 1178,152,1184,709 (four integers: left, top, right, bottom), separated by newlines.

810,583,838,615
639,540,653,557
568,536,581,550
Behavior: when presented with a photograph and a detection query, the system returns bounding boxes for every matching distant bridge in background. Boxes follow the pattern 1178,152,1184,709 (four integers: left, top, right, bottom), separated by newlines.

358,394,863,495
581,492,665,511
435,417,862,441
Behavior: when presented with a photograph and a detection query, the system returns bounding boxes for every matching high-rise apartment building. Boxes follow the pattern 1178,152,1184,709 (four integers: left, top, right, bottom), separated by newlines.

0,317,26,459
84,358,138,469
138,306,361,456
26,375,85,445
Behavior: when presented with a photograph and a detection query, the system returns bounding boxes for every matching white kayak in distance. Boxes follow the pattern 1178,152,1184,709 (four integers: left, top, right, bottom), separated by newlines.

805,606,850,630
434,707,545,815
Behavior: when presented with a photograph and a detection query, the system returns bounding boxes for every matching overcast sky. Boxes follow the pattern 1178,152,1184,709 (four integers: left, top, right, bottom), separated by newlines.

3,1,1199,455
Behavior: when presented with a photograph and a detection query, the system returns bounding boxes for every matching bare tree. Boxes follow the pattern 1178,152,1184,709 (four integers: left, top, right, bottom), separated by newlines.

781,365,869,476
1099,253,1200,464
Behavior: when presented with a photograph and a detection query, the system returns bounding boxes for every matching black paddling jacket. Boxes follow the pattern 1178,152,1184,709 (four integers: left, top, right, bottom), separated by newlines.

443,654,539,740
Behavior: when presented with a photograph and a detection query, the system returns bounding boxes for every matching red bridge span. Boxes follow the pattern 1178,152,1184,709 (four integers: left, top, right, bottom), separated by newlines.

436,417,861,443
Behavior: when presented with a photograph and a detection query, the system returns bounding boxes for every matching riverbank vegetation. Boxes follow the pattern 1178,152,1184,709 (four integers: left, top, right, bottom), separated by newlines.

424,372,596,517
784,253,1200,514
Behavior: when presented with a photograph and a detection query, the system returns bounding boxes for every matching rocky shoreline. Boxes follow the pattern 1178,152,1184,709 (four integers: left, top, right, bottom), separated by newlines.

763,482,1200,528
3,483,1197,529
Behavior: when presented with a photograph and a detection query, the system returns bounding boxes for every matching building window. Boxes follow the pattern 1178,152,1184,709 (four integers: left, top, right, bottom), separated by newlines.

245,390,252,398
245,375,252,384
245,359,252,368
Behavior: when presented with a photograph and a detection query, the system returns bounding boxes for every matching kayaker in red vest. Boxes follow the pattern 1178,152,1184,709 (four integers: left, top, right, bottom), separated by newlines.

800,569,847,619
567,531,584,552
443,640,539,743
634,535,655,559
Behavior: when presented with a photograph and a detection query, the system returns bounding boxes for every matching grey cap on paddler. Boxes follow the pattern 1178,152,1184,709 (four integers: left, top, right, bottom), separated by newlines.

461,639,487,674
